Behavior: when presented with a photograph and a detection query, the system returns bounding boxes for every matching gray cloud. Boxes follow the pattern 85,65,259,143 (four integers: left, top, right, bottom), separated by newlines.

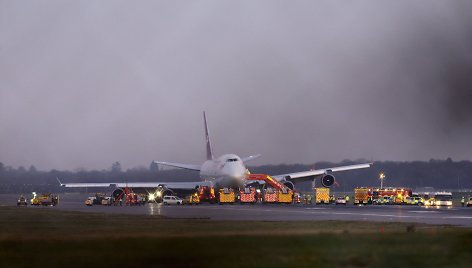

1,1,471,170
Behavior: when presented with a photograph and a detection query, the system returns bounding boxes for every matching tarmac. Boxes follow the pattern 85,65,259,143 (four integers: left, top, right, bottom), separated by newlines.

2,193,472,227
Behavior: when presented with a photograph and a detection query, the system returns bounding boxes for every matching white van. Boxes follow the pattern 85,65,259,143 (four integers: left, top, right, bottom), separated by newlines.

163,195,183,205
434,192,453,206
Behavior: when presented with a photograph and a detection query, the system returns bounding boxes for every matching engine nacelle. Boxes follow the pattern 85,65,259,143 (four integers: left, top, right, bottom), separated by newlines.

282,181,295,190
321,174,335,188
162,189,174,197
112,189,124,199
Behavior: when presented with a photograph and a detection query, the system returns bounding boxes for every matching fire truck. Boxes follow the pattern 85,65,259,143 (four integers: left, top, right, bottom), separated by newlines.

239,187,257,204
112,187,144,206
198,186,216,203
354,187,370,205
315,188,330,204
218,188,236,204
354,187,413,205
372,188,412,204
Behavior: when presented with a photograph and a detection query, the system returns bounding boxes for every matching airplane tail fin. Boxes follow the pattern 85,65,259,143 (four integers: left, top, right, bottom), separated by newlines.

203,111,214,160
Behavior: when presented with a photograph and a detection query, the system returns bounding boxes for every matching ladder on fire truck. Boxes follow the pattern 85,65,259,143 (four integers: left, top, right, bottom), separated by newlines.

113,187,132,206
245,174,290,193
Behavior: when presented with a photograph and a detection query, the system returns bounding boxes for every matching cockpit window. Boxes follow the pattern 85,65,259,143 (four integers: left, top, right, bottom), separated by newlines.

226,158,239,162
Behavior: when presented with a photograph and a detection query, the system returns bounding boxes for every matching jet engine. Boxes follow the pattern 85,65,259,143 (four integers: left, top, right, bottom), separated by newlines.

161,189,174,196
112,188,124,200
282,181,295,190
321,174,335,188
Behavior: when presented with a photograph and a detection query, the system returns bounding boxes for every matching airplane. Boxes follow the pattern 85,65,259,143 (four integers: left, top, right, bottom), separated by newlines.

59,112,372,199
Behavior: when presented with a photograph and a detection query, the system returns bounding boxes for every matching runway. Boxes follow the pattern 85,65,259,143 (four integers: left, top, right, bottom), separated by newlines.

2,193,472,227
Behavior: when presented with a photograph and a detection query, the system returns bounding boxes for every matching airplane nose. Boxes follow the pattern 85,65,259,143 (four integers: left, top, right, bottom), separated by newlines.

223,165,245,179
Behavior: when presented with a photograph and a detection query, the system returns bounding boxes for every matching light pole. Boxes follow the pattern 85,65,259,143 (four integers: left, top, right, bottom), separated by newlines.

379,172,386,189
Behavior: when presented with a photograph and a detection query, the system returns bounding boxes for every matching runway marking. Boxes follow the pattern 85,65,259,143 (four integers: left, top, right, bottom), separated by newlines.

193,206,428,219
408,211,438,213
327,212,419,218
96,203,471,221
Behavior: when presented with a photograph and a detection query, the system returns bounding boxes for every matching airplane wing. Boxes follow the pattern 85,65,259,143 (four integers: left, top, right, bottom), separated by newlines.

58,180,211,190
241,154,261,163
153,161,201,171
272,163,372,182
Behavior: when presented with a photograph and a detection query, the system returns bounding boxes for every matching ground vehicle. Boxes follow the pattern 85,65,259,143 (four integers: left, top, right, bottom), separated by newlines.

263,188,278,203
218,188,236,204
419,193,435,206
434,192,453,206
467,197,472,207
373,196,390,205
239,187,256,204
198,186,216,203
101,197,112,206
85,194,113,206
126,193,139,206
163,195,183,205
184,193,200,205
315,188,330,204
93,194,107,205
390,195,404,205
335,197,346,205
425,198,435,206
17,195,27,206
112,187,144,206
372,188,412,204
354,187,369,205
31,193,59,206
412,197,424,205
85,197,95,206
404,197,416,205
277,188,294,204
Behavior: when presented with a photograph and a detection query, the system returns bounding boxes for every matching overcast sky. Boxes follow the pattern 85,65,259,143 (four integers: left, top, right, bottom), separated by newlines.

1,1,471,170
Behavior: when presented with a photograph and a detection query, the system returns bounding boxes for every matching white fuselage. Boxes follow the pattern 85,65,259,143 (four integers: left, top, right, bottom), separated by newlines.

199,154,247,187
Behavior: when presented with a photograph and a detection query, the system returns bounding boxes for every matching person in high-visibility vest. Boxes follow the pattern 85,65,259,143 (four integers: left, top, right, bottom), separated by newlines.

461,197,465,207
345,195,350,204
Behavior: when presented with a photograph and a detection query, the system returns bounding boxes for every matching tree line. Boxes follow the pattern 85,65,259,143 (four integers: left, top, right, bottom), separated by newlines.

0,159,471,193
